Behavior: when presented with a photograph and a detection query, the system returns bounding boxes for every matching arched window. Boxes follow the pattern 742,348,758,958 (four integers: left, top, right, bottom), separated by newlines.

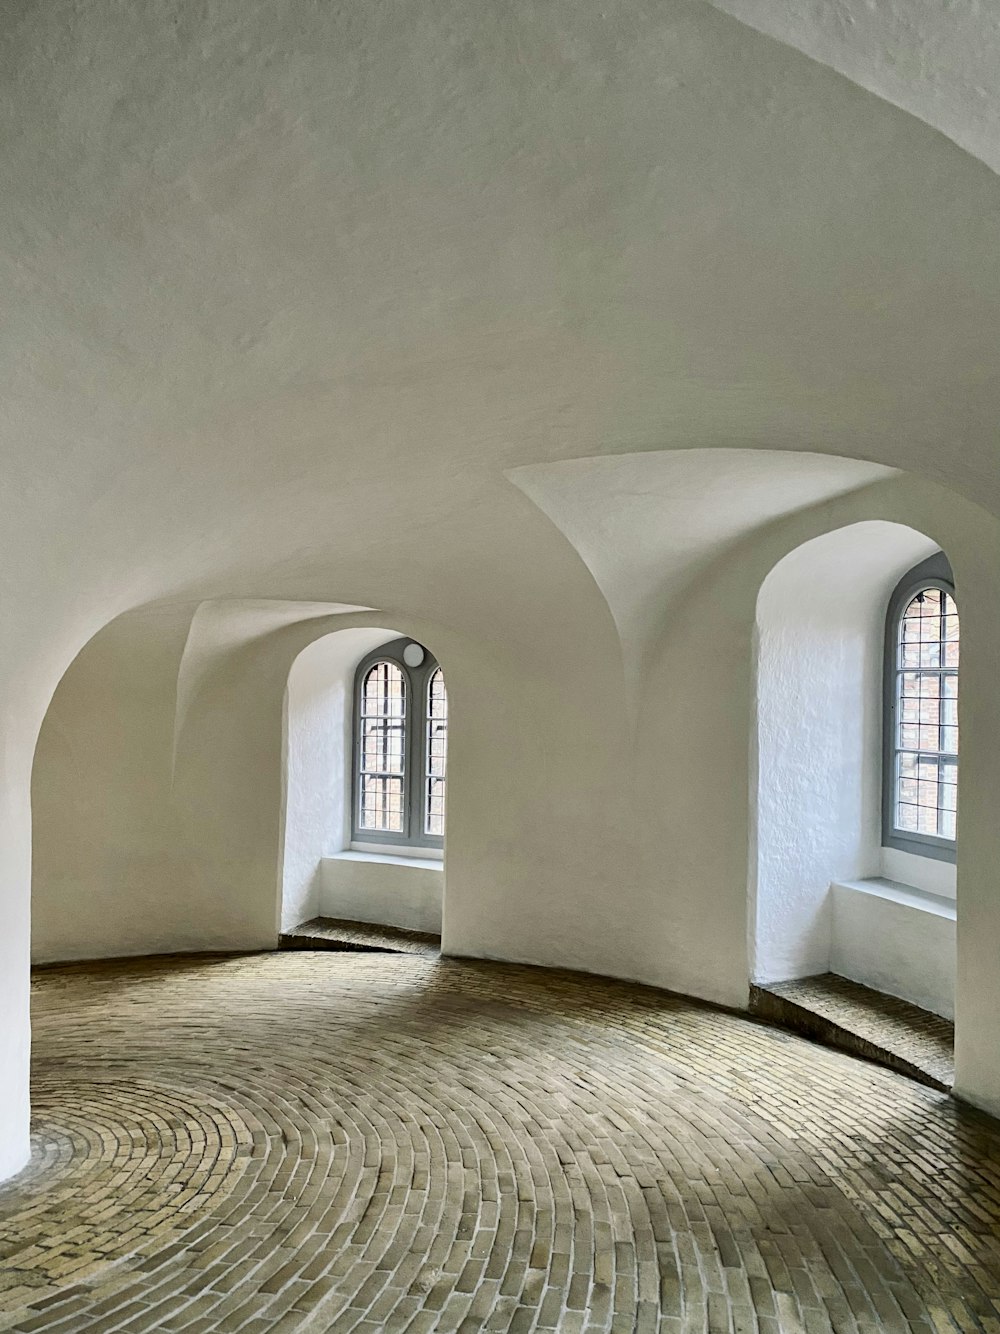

425,667,448,837
353,640,446,848
883,553,958,862
358,660,406,834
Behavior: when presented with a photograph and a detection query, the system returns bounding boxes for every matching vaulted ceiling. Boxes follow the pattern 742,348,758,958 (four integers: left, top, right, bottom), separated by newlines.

2,0,998,684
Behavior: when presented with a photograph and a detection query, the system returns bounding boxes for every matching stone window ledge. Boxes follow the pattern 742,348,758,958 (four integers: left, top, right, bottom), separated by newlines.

333,850,443,872
831,877,956,920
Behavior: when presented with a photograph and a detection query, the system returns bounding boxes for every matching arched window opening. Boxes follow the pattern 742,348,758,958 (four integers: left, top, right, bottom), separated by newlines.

883,554,958,862
352,640,446,848
358,661,406,834
425,668,448,837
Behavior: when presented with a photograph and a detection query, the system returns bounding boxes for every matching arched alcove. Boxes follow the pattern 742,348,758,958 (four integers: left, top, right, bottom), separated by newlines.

279,628,446,936
751,519,956,1016
30,601,453,964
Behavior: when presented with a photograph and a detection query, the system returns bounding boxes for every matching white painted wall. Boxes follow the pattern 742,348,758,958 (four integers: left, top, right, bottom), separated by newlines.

15,462,1000,1182
27,468,1000,1130
0,718,34,1182
321,854,443,935
751,522,936,984
32,605,199,963
11,0,1000,1177
280,629,397,931
281,647,346,930
706,0,1000,178
32,607,448,962
831,880,955,1019
880,847,956,900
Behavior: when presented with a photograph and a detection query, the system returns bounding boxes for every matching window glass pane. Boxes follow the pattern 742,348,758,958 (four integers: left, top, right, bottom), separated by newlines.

916,804,938,835
892,586,959,844
359,662,406,832
425,668,448,836
360,775,404,833
361,720,404,773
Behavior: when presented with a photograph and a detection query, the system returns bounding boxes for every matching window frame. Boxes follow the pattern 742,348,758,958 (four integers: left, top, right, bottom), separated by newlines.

352,639,444,850
424,666,448,840
881,552,957,864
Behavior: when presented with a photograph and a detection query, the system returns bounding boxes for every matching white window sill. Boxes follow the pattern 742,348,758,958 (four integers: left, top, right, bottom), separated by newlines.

333,850,443,872
831,877,956,921
880,846,955,899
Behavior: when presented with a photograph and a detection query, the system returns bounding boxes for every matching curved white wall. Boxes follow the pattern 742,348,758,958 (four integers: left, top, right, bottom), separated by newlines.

11,0,1000,1177
23,461,1000,1159
280,629,396,929
751,522,937,984
32,605,200,962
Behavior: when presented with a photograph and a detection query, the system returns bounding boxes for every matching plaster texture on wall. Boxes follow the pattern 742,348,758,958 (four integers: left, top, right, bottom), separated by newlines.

175,601,368,780
280,628,406,932
27,467,1000,1123
12,0,1000,1173
831,880,956,1020
509,451,893,705
881,847,957,900
32,605,200,963
321,855,443,936
752,522,936,984
705,0,1000,180
0,746,31,1182
32,605,388,963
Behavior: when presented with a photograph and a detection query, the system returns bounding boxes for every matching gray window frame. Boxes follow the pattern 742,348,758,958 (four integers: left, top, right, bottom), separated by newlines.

882,551,957,864
352,639,444,849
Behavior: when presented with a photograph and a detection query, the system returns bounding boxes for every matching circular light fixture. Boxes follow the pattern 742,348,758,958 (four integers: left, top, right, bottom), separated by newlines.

403,642,425,668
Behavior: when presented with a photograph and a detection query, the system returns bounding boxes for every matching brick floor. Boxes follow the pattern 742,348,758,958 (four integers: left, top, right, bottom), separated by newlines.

750,973,955,1091
1,953,998,1331
280,918,441,957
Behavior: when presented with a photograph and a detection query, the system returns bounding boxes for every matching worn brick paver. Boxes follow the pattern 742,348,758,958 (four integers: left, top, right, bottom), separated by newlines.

0,953,998,1331
751,973,955,1090
279,918,441,958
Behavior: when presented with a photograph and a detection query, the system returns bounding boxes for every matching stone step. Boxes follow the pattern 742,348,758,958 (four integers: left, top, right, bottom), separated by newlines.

749,972,954,1092
279,915,441,958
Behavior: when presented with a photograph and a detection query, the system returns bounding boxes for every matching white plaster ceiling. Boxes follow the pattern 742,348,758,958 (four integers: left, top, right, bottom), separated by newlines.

705,0,1000,177
509,449,895,689
2,0,1000,684
171,600,369,774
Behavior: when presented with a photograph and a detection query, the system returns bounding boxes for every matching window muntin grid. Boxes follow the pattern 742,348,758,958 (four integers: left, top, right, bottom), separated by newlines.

351,641,447,847
425,667,448,837
358,661,406,833
892,586,959,843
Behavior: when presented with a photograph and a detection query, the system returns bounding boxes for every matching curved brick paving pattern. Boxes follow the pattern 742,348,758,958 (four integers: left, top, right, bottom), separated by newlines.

0,1079,252,1311
2,955,1000,1331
